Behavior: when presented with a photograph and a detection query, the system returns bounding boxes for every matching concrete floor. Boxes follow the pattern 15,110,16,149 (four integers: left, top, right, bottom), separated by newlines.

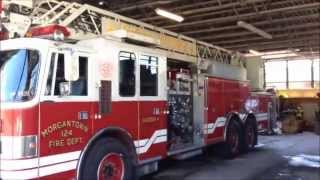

142,132,320,180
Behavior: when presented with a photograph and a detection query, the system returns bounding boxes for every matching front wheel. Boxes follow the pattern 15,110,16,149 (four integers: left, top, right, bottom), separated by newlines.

79,138,136,180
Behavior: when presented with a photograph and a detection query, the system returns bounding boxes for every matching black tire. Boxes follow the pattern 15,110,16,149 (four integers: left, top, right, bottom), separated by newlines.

242,119,258,153
219,120,243,159
79,138,136,180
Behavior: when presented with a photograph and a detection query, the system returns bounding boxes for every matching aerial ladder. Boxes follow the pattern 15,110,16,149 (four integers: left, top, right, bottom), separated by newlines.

0,0,245,66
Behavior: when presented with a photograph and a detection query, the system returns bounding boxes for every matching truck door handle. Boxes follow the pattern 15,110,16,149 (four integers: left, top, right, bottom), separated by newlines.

153,108,160,116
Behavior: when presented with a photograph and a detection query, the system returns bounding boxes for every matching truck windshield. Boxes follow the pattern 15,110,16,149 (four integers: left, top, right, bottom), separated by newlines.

0,49,40,102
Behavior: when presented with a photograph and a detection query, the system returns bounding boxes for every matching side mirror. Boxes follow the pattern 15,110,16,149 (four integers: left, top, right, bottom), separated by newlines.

59,82,71,96
64,52,79,81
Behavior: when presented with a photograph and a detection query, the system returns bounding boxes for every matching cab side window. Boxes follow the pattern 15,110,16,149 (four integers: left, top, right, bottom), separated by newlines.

54,54,66,95
71,57,88,96
119,51,136,97
46,53,88,96
45,53,56,95
140,55,158,96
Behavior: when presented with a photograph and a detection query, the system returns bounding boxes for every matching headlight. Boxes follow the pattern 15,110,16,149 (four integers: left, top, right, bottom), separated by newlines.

0,135,37,159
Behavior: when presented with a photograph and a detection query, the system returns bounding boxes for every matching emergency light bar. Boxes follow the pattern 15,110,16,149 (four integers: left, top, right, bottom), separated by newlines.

27,24,70,40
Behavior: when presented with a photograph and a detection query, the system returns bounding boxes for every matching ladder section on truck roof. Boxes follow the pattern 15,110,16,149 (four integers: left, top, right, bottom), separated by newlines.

28,0,244,65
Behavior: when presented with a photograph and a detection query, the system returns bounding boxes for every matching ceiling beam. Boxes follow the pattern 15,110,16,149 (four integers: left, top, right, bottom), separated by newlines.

113,0,176,13
182,14,319,35
232,44,320,53
140,0,268,22
170,0,221,11
145,0,298,26
197,22,320,41
210,30,320,45
225,37,320,51
237,20,273,39
258,47,320,55
252,42,320,52
163,2,320,29
224,43,320,53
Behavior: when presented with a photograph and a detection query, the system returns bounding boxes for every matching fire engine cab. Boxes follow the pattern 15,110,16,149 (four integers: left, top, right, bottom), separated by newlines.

0,1,278,179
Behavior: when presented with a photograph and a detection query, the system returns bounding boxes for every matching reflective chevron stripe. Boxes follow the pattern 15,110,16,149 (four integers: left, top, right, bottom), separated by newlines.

134,129,167,154
0,151,81,179
255,113,269,122
204,117,227,135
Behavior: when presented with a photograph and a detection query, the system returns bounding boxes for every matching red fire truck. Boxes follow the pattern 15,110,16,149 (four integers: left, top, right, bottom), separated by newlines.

0,1,277,179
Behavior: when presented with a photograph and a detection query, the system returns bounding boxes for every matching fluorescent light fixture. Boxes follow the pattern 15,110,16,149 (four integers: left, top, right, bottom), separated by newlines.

237,21,272,39
261,53,297,59
155,8,184,22
99,1,104,6
249,49,262,56
245,50,299,58
263,50,296,55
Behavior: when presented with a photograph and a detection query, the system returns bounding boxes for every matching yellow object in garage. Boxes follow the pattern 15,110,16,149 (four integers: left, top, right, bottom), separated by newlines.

282,114,304,134
277,89,319,98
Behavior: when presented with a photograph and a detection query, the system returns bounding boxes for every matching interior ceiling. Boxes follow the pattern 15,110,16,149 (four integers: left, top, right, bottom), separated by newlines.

81,0,319,57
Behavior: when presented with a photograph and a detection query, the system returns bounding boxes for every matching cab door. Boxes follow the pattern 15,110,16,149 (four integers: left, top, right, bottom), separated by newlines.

137,54,167,160
39,49,94,174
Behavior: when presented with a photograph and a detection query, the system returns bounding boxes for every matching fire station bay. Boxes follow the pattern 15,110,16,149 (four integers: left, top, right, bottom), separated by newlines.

0,1,319,180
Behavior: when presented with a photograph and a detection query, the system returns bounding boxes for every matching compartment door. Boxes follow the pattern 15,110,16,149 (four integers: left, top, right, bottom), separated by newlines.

205,78,226,144
137,55,167,160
